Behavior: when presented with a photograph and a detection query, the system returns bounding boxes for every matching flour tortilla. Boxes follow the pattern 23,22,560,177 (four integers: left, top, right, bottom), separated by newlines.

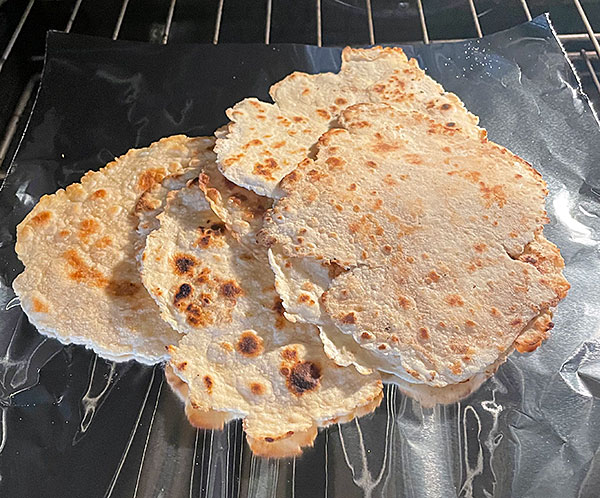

268,244,555,405
260,103,569,387
136,167,210,255
198,160,272,254
215,46,480,197
141,183,382,457
13,135,214,364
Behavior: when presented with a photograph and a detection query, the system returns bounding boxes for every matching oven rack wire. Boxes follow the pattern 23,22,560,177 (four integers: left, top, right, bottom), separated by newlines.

1,0,598,174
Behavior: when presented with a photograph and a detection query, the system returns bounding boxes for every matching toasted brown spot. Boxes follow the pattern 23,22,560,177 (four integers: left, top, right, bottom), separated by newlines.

372,142,401,154
32,298,49,313
316,109,330,119
176,361,187,371
174,283,192,304
253,158,278,180
306,169,327,182
196,224,225,249
450,344,468,354
64,250,107,287
134,192,158,213
510,318,523,327
474,243,487,252
383,174,398,186
250,382,265,395
325,157,345,170
450,362,462,375
31,211,52,226
185,303,212,327
174,255,196,275
137,168,166,192
479,182,507,208
273,140,286,149
280,367,290,376
203,375,213,394
286,361,321,396
446,294,464,306
282,348,298,361
361,332,373,340
465,320,476,327
243,139,263,149
398,295,411,308
220,342,234,352
438,321,446,328
396,223,419,237
237,331,263,357
378,344,387,350
405,153,423,165
348,183,357,191
448,170,482,183
341,313,356,324
419,327,430,340
428,270,441,283
78,219,100,242
196,293,210,306
194,267,211,284
106,280,140,296
222,153,245,168
490,307,501,317
90,189,107,200
59,230,70,237
366,160,378,168
221,281,242,299
440,103,452,110
94,236,112,249
297,294,315,306
335,97,347,105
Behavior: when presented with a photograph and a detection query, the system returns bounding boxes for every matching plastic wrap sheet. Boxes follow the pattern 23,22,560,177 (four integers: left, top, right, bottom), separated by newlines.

0,14,599,498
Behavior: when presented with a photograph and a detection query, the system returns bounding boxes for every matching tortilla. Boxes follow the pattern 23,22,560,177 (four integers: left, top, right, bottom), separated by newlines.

259,103,569,387
198,161,272,253
215,46,480,197
141,183,383,457
267,244,554,406
12,135,214,364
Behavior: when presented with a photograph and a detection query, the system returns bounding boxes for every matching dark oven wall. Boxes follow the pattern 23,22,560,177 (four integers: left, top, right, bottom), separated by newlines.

1,0,600,179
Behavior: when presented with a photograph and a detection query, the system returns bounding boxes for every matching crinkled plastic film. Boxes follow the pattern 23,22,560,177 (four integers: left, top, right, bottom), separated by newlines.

0,14,599,498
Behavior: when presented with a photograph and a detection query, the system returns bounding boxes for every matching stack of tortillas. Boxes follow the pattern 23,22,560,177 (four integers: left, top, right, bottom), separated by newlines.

13,46,569,457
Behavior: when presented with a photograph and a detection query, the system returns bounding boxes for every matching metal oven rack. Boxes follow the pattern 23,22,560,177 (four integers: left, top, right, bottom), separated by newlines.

1,0,600,180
